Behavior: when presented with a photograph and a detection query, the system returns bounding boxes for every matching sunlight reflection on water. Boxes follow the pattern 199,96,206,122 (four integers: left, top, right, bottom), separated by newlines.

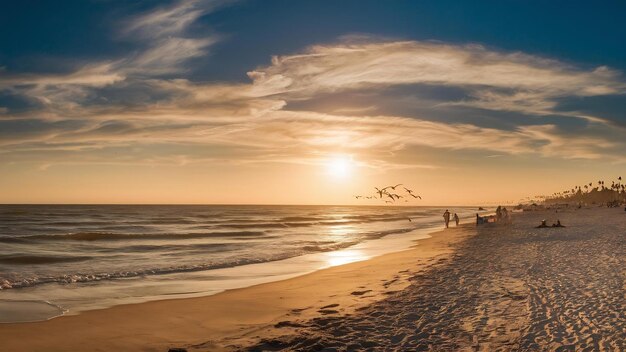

327,224,354,237
323,249,369,267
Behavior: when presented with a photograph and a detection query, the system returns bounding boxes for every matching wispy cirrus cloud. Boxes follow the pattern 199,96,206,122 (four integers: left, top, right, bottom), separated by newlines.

121,0,208,40
0,0,227,116
0,63,124,88
2,34,626,170
118,0,230,76
247,39,625,117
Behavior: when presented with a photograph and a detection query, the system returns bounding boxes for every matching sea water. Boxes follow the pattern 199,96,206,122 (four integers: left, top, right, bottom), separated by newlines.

0,205,482,322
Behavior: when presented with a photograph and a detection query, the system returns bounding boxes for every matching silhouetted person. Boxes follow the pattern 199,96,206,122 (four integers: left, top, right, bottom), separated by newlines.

496,206,502,222
502,207,510,224
443,209,451,228
536,219,549,228
453,213,459,226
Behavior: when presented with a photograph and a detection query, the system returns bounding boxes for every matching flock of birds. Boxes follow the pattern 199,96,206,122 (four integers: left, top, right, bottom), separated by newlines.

354,184,422,204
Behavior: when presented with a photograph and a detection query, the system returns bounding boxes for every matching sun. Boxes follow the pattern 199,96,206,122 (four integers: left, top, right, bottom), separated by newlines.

326,155,353,179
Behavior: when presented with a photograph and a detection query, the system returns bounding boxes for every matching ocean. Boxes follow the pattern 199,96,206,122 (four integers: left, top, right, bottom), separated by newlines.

0,205,482,322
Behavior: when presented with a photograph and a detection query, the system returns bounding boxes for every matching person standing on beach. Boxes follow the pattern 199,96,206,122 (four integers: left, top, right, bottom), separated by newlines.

502,207,510,224
453,213,460,226
443,209,451,228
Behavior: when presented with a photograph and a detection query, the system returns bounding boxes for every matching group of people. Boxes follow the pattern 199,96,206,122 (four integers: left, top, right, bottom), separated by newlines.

475,205,512,225
442,209,460,228
495,206,511,224
536,219,566,228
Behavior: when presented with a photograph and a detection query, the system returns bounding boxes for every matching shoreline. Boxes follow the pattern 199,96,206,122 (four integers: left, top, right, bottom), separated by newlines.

0,222,473,351
0,221,446,320
244,207,625,351
0,205,487,320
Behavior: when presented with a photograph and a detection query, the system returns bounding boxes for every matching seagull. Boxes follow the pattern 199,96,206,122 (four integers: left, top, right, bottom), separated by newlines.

409,193,422,199
408,217,412,222
385,200,392,204
375,187,387,198
386,193,396,202
354,195,362,199
381,184,402,192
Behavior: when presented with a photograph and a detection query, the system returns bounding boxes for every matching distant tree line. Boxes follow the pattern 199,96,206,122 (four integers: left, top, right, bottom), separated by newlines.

542,177,625,206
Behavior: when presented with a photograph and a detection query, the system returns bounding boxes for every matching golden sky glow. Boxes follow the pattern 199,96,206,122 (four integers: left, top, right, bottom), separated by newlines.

1,1,625,205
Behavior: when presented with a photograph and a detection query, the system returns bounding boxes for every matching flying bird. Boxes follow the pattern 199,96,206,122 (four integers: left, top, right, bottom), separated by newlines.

375,187,388,198
363,184,423,203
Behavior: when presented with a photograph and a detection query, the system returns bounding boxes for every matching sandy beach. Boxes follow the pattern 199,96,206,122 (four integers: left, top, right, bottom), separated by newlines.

1,207,624,351
3,2,625,350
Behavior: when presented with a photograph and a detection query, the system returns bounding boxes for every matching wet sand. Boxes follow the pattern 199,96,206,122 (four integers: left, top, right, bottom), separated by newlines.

0,219,470,351
1,207,624,351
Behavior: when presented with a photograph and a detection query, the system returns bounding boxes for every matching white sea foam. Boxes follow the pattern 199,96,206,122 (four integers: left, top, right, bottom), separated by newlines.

0,205,482,294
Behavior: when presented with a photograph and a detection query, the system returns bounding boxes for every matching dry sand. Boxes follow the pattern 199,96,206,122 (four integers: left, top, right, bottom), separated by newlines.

243,207,625,351
1,207,624,351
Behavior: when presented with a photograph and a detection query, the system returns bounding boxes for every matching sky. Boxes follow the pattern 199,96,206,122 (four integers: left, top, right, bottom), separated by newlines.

1,0,625,205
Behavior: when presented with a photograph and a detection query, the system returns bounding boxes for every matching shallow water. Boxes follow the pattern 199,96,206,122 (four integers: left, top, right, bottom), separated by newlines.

0,205,482,322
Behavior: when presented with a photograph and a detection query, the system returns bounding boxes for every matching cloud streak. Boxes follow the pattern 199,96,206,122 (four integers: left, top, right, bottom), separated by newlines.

2,35,626,170
248,39,625,116
0,0,226,117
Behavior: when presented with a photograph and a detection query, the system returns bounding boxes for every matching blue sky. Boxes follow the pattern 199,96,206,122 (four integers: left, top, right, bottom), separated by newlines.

3,1,626,79
1,0,625,204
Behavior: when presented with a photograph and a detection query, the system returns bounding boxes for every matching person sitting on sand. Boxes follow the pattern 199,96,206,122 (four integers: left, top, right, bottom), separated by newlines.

443,209,451,228
536,219,549,228
453,213,459,226
552,220,566,227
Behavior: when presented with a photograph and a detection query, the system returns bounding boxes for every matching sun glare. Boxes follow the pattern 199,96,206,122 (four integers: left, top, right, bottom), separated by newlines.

326,156,353,179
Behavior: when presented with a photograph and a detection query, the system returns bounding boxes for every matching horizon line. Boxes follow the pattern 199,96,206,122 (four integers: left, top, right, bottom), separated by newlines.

0,203,504,207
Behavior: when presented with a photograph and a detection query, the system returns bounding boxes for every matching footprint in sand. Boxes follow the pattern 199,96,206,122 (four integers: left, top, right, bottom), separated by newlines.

274,320,306,328
290,307,311,314
383,278,399,288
